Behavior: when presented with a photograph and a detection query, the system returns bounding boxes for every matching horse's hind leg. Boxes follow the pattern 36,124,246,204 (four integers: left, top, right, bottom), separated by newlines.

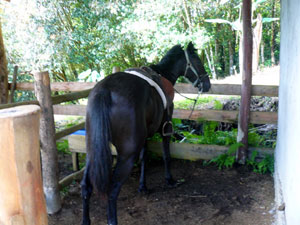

81,161,93,225
107,153,137,225
138,144,148,193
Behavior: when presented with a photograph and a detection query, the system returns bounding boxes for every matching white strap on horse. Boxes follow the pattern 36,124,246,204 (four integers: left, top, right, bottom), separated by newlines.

125,70,167,109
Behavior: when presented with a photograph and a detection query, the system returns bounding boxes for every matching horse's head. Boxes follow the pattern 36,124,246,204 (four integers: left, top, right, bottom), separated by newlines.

183,42,211,93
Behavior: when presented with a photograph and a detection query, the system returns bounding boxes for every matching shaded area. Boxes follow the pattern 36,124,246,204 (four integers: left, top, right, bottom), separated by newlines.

50,157,274,225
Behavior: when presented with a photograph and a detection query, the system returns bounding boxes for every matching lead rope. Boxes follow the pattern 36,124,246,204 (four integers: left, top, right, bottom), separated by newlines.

174,88,200,120
174,88,201,143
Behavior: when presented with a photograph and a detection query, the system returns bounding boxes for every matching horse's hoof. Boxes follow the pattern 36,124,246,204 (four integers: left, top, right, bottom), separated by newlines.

138,185,149,195
166,178,185,188
81,219,91,225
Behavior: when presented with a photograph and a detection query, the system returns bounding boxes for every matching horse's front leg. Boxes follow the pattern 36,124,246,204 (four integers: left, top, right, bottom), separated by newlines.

162,135,177,186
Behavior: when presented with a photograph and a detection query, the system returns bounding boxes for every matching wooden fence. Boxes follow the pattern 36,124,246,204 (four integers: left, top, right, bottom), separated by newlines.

1,72,278,213
6,81,278,124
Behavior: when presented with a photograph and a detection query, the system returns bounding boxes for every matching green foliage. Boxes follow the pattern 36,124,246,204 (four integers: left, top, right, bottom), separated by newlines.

213,100,223,110
174,96,217,110
208,142,243,170
247,151,274,174
1,0,280,84
56,139,70,154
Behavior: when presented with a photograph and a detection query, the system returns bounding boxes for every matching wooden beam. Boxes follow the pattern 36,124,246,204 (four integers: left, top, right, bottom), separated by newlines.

9,82,279,97
237,0,253,164
53,104,86,116
175,83,278,97
174,109,277,124
55,122,85,140
67,135,273,162
12,82,95,92
0,100,39,110
0,105,48,225
53,105,278,124
59,167,85,190
147,142,273,161
51,89,91,105
34,71,61,214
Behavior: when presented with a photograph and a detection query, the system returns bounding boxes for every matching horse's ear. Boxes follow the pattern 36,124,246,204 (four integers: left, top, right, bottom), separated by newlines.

187,42,196,52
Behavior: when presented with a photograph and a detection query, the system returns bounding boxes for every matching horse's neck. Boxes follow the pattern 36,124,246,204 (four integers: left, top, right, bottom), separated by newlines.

150,65,180,86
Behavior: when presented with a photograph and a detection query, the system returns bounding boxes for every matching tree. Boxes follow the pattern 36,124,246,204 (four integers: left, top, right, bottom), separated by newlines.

205,0,279,74
0,20,8,104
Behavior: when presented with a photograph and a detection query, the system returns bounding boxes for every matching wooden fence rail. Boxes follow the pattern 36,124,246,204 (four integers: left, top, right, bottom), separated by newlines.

9,82,279,97
53,105,278,124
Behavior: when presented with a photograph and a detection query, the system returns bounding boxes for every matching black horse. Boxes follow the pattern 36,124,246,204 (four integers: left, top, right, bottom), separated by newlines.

81,42,211,225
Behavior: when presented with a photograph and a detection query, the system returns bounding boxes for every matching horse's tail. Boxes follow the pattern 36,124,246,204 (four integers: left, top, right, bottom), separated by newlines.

86,89,112,195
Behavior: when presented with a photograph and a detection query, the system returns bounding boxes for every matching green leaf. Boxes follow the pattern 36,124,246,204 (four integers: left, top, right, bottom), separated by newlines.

228,142,244,155
214,100,223,110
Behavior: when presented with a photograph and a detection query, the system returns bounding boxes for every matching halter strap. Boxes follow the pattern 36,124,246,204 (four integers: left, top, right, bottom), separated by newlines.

184,49,200,87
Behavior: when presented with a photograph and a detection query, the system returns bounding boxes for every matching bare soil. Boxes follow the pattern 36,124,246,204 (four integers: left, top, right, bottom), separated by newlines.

49,155,274,225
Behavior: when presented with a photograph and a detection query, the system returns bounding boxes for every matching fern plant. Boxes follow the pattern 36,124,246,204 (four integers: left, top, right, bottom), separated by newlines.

208,142,243,170
246,151,274,174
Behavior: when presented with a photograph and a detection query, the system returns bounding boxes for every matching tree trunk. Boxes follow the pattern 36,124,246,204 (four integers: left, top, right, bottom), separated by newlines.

271,0,276,64
9,65,18,103
204,48,214,79
209,45,217,79
238,32,243,74
229,41,234,75
0,21,8,104
182,0,192,30
34,71,61,214
237,0,253,164
261,40,265,65
214,25,220,76
252,14,263,73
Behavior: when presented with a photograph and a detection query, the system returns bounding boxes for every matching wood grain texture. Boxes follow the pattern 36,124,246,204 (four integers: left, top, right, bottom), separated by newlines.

0,105,48,225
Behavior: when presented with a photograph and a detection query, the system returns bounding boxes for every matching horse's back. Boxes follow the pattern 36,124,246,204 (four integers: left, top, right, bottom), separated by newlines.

88,72,164,154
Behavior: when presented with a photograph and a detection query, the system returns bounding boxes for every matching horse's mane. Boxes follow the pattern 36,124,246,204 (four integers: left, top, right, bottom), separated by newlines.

157,45,184,67
156,43,197,67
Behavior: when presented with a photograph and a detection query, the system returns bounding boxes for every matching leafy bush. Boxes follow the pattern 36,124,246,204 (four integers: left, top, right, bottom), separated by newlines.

207,142,243,170
246,151,274,174
56,139,70,154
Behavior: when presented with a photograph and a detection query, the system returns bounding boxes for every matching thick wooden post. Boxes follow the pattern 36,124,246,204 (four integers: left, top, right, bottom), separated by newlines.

34,71,61,214
0,105,48,225
237,0,253,164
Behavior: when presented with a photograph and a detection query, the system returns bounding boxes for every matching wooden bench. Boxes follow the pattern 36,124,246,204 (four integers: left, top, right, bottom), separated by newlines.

68,130,274,171
68,130,117,171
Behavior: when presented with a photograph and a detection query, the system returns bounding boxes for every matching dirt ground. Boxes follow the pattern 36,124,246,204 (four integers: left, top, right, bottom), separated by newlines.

49,155,275,225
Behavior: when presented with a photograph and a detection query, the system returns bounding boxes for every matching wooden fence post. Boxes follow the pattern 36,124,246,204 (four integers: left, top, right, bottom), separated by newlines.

237,0,253,164
9,65,18,103
112,66,120,73
33,71,61,214
0,105,48,225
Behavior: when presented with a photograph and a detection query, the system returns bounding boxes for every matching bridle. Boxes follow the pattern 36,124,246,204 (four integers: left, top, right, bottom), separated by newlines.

183,49,208,93
177,49,208,120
